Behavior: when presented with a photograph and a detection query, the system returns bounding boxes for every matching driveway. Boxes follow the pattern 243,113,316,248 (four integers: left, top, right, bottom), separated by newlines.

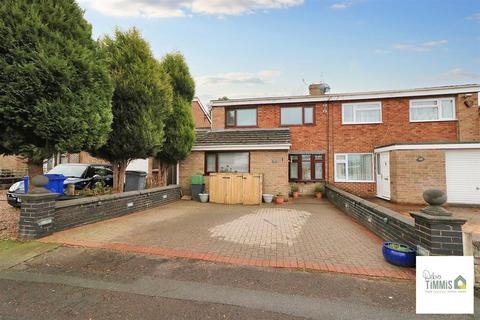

41,199,414,280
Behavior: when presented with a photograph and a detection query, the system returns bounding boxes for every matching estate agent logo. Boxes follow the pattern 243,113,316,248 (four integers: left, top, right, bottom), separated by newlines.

454,275,466,290
416,256,473,314
422,270,468,291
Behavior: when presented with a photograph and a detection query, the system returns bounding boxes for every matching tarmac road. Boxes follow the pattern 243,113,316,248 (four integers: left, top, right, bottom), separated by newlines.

0,245,477,319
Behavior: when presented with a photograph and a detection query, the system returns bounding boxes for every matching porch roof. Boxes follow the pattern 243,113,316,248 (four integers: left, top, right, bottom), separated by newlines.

192,128,291,151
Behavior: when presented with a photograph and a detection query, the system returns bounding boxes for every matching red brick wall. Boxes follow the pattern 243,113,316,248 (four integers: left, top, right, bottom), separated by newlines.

192,100,211,129
457,93,480,141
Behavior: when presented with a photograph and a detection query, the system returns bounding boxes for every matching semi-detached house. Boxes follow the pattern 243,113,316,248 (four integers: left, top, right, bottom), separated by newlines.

179,84,480,205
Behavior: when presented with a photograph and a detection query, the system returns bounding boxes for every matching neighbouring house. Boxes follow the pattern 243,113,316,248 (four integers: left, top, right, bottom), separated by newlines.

179,84,480,205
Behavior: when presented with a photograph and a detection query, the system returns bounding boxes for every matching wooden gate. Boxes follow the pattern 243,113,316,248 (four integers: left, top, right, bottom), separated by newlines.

209,173,263,205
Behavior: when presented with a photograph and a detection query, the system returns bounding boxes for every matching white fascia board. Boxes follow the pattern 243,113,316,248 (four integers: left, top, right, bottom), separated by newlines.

192,144,291,151
374,143,480,153
211,85,480,107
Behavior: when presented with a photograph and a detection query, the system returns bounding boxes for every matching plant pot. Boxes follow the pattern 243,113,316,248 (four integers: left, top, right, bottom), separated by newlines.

292,191,300,198
262,194,274,203
382,242,416,267
198,193,209,203
315,192,323,199
275,195,285,204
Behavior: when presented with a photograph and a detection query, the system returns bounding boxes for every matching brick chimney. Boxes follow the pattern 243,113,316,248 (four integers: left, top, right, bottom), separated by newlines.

309,83,330,95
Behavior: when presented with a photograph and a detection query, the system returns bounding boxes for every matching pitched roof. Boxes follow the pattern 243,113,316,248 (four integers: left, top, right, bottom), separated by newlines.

193,97,211,124
210,84,480,107
192,128,291,151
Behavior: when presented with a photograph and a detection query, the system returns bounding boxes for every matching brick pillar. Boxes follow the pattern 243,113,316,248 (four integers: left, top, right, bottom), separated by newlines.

18,175,58,240
410,212,466,256
410,189,467,256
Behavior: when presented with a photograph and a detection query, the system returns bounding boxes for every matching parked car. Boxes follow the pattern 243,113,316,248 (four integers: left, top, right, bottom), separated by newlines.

6,163,113,207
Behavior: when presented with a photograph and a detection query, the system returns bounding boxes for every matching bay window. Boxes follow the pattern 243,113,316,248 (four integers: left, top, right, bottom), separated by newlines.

281,106,314,125
289,154,324,181
409,98,455,122
226,108,257,127
205,152,249,174
335,153,374,182
342,102,382,124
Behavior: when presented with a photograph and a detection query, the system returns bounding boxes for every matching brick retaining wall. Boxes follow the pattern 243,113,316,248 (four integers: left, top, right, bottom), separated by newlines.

19,185,181,239
325,185,416,246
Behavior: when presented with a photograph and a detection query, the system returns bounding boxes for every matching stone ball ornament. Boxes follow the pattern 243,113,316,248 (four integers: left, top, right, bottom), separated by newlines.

29,175,51,194
421,189,452,217
423,189,447,206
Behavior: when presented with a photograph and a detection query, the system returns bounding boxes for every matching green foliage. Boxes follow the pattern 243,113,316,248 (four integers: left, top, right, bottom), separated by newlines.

291,184,299,192
386,243,414,253
77,181,112,197
161,53,195,101
93,28,172,163
155,53,196,165
0,0,113,161
314,184,325,193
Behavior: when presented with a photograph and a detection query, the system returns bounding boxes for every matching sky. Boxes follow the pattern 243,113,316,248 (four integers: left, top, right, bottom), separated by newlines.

77,0,480,104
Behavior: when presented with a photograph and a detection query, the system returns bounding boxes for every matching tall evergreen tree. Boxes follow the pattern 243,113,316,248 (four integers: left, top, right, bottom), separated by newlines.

93,29,172,192
155,53,196,185
0,0,113,179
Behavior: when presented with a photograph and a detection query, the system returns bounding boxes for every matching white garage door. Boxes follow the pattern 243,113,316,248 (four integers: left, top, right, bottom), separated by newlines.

445,150,480,205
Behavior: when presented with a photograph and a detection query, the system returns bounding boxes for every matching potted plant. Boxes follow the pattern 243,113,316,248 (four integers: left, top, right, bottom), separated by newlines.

275,192,285,204
291,184,300,198
262,194,274,203
382,242,416,267
198,193,209,203
314,184,324,199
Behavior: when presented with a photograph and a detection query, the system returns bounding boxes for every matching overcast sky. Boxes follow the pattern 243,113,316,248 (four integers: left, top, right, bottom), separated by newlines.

77,0,480,104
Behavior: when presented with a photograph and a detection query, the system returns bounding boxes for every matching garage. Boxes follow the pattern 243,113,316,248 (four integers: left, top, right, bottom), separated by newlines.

446,149,480,205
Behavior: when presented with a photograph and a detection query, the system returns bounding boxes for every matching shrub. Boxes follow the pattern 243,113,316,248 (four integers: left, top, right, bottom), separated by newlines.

314,184,324,193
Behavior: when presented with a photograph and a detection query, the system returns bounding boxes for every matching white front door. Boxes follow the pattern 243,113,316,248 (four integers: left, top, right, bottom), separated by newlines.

376,152,390,200
446,150,480,205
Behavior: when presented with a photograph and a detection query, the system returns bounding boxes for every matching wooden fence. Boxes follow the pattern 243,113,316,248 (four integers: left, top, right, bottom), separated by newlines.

209,173,263,205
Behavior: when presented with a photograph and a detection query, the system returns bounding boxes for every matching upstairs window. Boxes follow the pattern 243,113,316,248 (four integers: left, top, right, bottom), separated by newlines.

342,102,382,124
280,106,314,125
226,108,257,127
289,154,324,181
409,98,455,122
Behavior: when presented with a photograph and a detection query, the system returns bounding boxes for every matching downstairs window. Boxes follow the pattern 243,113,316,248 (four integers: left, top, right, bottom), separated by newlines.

334,153,374,182
205,152,249,174
289,154,324,181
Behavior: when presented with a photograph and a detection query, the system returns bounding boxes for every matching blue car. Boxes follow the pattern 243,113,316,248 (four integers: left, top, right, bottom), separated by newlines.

6,163,113,207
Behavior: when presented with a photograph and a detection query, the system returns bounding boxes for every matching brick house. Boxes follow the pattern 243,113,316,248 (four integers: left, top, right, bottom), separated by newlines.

179,84,480,205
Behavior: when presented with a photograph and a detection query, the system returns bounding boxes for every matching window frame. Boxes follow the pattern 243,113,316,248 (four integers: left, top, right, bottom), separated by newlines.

288,154,325,182
280,105,316,126
409,97,456,123
204,151,251,175
341,102,382,125
334,153,375,183
225,107,258,128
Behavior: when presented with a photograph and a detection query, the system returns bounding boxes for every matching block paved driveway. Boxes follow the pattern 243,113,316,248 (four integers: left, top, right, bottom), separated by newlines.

42,199,414,280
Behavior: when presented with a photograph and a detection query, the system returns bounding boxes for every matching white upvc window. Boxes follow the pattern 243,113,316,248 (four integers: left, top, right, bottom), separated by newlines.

409,97,456,122
334,153,374,182
342,102,382,124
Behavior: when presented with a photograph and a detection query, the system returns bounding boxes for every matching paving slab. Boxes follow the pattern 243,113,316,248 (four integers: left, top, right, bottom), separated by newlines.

0,240,60,270
41,199,415,279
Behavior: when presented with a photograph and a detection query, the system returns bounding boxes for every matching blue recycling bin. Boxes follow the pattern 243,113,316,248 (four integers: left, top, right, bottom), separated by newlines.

23,174,66,195
45,174,66,195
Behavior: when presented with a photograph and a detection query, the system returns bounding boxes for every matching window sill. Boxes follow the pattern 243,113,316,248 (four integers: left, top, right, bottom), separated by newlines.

334,180,375,183
409,119,457,123
341,122,383,125
289,179,324,183
280,123,316,127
